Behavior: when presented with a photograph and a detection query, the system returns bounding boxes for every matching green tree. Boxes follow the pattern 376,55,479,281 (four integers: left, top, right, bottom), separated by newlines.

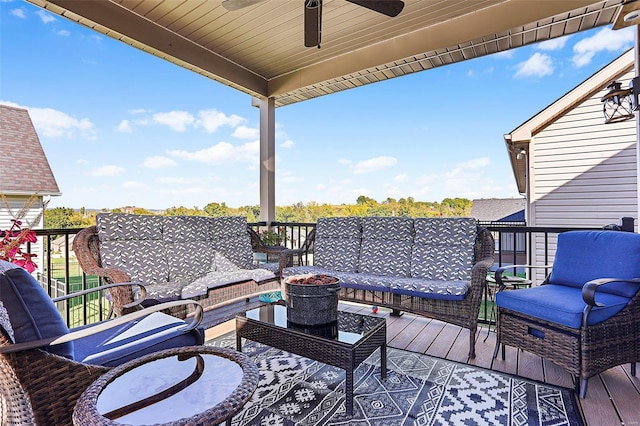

45,207,74,229
203,202,229,217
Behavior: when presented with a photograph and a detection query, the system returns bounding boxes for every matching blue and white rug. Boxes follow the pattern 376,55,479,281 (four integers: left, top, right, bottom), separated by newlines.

208,333,584,426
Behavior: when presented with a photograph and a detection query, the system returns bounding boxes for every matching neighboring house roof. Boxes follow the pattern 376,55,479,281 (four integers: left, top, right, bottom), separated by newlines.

503,49,634,193
0,104,61,196
471,198,525,222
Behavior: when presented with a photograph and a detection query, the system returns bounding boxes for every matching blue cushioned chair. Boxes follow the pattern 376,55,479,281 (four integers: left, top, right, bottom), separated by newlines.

493,230,640,398
0,260,205,425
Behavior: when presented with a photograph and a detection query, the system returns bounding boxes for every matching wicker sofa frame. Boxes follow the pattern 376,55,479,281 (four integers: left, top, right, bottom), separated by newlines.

74,215,286,319
282,217,495,358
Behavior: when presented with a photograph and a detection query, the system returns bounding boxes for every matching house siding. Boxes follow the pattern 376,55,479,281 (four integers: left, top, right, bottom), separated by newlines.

529,70,637,279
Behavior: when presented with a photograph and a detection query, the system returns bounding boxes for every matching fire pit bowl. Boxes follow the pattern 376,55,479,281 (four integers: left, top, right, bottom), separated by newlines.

283,274,340,326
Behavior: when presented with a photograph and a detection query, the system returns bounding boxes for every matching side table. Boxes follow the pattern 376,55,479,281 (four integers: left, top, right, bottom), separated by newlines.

485,275,532,340
73,346,258,426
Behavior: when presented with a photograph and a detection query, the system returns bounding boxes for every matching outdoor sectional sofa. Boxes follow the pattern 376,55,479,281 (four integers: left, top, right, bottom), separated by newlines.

282,216,495,358
74,213,283,318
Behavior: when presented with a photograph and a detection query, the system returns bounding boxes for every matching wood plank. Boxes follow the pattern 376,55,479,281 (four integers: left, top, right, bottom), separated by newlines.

600,367,640,425
447,327,471,364
402,318,444,354
471,328,499,370
543,359,574,389
388,315,430,350
516,350,545,382
424,323,461,359
578,374,622,426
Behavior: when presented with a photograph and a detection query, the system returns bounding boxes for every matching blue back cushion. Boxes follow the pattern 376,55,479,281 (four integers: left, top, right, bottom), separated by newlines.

0,261,74,359
549,231,640,298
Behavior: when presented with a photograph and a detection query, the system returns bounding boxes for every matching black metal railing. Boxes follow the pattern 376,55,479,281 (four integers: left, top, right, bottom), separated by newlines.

19,220,632,328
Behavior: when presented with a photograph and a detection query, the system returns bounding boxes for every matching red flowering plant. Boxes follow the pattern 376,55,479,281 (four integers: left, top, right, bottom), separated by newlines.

0,219,38,273
0,193,42,273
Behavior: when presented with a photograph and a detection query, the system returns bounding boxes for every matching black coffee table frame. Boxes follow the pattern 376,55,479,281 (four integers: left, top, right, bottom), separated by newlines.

236,305,387,416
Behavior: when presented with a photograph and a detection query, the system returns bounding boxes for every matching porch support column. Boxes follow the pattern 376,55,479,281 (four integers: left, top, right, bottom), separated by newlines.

256,96,276,225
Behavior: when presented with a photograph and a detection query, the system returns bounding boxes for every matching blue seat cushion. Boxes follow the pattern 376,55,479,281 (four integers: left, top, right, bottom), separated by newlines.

549,231,640,298
496,284,630,329
0,261,74,359
390,278,470,301
73,312,204,367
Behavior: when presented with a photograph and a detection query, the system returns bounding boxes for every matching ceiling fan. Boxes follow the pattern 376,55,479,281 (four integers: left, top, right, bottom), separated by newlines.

221,0,405,48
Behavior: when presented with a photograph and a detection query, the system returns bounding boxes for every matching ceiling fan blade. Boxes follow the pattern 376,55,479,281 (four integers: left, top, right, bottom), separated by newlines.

221,0,265,11
304,0,322,48
346,0,404,17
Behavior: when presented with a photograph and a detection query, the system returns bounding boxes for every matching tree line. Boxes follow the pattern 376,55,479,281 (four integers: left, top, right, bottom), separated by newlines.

44,197,472,229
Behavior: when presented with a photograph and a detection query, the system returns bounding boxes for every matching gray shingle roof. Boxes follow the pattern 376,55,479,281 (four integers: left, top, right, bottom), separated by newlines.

0,105,60,195
471,198,525,222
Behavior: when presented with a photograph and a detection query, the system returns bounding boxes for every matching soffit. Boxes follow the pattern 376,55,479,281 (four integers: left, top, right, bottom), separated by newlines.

27,0,622,107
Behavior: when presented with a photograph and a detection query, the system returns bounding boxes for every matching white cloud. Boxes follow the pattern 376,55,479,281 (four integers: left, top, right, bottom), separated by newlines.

0,100,96,139
152,110,194,132
572,27,634,67
231,125,259,139
467,69,474,77
36,10,55,23
493,50,513,59
155,177,196,184
129,108,147,114
351,156,397,174
122,181,147,190
116,120,132,133
536,35,570,51
141,156,177,169
56,30,70,36
280,140,295,148
10,8,25,18
196,109,245,133
394,173,408,183
167,140,259,165
514,52,553,78
87,165,125,177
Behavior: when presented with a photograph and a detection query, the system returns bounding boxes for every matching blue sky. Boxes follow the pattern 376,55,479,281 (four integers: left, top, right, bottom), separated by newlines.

1,1,636,210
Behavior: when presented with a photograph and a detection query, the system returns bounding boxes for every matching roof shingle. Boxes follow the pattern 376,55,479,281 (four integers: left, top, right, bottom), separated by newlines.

0,104,60,195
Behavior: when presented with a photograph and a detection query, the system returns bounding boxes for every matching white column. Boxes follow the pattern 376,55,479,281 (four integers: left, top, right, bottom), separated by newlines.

257,97,276,224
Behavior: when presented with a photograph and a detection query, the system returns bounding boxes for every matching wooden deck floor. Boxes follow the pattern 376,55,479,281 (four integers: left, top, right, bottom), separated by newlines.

205,302,640,426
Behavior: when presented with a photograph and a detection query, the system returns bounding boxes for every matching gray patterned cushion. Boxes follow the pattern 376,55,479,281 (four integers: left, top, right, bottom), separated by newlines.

100,239,168,284
98,214,168,284
411,218,477,281
314,217,361,272
209,216,254,268
358,217,413,277
97,214,264,300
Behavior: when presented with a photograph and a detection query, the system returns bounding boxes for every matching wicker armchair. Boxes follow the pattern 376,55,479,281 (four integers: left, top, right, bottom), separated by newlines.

0,261,204,425
494,230,640,398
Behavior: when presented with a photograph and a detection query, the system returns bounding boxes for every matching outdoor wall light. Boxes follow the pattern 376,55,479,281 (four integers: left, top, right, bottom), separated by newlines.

601,78,640,124
516,149,526,160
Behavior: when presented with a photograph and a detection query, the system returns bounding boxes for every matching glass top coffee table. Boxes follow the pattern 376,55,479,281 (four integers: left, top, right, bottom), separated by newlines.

235,303,387,416
73,346,259,426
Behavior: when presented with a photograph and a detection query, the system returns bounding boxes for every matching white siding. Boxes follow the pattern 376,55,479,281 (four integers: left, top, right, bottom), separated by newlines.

529,70,638,280
0,194,46,272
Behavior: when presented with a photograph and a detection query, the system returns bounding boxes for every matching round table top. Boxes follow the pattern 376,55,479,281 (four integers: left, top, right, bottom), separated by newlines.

487,274,532,288
73,346,258,426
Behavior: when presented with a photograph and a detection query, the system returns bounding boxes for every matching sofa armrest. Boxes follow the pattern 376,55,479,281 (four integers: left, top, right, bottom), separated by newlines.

582,277,640,307
52,282,148,311
0,299,204,354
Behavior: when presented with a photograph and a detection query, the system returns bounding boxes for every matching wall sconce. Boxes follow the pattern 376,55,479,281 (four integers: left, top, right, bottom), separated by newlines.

602,77,640,124
516,149,526,160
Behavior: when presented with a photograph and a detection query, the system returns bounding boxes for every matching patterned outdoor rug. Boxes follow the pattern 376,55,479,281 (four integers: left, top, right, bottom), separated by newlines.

208,333,584,426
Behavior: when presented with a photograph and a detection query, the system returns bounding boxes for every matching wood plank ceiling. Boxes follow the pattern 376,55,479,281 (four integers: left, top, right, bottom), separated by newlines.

28,0,624,107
